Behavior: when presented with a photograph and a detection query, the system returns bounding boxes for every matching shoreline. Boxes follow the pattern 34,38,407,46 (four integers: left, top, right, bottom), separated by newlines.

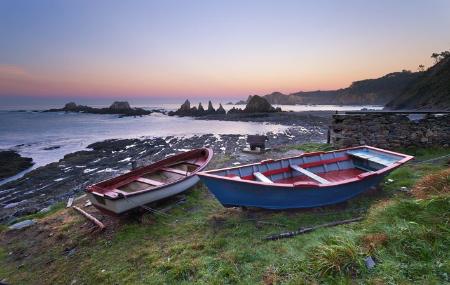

0,126,327,224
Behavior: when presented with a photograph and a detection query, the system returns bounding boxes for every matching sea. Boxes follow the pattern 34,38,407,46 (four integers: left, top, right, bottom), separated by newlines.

0,103,382,184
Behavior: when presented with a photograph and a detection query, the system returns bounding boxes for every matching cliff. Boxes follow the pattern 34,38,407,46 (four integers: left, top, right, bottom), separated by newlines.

243,71,420,105
385,57,450,110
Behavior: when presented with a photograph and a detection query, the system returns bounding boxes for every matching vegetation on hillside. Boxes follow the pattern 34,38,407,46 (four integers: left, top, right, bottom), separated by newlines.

252,70,420,106
0,145,449,284
386,50,450,110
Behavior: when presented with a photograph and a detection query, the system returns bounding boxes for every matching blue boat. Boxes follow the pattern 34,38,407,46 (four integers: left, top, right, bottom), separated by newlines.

198,146,413,209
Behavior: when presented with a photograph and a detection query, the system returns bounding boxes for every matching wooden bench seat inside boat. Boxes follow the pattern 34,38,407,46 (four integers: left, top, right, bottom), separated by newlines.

348,152,391,166
275,168,364,184
290,165,330,184
161,167,191,176
253,172,274,183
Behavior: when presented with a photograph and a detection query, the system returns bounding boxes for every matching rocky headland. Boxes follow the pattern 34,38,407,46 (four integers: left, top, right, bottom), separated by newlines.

0,151,34,179
46,101,162,117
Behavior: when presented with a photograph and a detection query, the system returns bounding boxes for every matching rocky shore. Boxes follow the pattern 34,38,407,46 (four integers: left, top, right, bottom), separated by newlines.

0,126,326,224
0,151,34,179
45,101,163,117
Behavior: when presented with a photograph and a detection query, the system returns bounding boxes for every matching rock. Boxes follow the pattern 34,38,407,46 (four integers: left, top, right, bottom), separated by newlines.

4,202,21,209
8,219,35,230
64,102,78,110
244,95,280,113
216,104,226,114
43,145,61,150
179,100,191,112
227,107,242,114
207,101,216,113
39,206,51,213
365,256,376,269
0,151,34,179
198,103,205,113
109,101,131,110
47,102,152,116
399,186,409,192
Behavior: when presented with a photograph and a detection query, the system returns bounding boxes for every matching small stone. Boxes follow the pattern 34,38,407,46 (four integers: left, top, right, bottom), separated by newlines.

39,206,51,213
101,269,106,273
8,219,35,230
365,256,376,269
399,186,409,192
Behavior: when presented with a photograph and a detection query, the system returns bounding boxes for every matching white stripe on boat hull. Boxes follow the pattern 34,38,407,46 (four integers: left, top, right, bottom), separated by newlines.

87,176,200,214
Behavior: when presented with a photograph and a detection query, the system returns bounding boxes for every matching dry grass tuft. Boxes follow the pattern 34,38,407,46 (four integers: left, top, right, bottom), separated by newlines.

411,168,450,199
361,233,389,254
262,265,280,285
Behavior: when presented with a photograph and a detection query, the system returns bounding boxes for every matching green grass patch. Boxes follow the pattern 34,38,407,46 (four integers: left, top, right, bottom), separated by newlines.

290,142,334,152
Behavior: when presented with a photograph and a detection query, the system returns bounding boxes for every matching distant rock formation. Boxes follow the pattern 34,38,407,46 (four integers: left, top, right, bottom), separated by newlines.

169,100,225,116
207,101,216,114
244,95,280,113
216,103,226,114
47,101,153,116
169,97,280,117
109,101,131,111
198,103,205,112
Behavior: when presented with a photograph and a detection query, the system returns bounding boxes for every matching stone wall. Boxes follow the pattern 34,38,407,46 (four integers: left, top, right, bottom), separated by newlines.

330,113,450,149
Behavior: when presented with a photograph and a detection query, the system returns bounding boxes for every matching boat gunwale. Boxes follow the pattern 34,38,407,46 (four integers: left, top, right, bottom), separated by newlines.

86,148,213,200
198,145,413,188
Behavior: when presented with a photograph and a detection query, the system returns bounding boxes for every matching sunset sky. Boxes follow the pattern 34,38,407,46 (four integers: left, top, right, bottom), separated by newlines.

1,0,449,101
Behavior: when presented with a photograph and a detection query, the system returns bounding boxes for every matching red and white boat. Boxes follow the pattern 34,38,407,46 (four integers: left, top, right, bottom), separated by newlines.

86,148,213,214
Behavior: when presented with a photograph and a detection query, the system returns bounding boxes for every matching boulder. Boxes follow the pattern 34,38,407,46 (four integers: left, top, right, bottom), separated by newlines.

109,101,131,111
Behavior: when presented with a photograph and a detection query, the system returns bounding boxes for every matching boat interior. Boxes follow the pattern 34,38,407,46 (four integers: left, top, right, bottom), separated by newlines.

90,150,210,197
116,160,202,193
212,147,406,185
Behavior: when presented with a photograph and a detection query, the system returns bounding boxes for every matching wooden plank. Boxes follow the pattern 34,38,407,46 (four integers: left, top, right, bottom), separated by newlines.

348,153,389,166
136,177,164,186
72,206,105,230
254,172,273,184
290,165,330,184
161,167,190,176
66,197,74,208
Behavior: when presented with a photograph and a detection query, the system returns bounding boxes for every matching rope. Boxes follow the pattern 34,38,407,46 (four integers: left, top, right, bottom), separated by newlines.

412,154,450,165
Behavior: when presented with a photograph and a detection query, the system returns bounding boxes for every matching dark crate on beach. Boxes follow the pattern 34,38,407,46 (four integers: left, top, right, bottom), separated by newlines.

247,135,268,150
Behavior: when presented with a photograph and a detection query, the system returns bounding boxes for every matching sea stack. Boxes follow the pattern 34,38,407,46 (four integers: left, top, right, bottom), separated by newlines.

216,103,226,114
244,95,280,113
207,101,216,114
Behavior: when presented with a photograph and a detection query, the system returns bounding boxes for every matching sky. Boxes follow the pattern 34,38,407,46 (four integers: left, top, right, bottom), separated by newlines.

0,0,449,102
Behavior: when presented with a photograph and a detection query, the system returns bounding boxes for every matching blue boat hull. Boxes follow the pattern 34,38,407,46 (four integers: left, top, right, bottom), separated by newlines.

200,174,385,209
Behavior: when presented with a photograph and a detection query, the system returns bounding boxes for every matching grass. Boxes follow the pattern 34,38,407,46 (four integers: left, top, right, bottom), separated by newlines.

0,145,448,284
